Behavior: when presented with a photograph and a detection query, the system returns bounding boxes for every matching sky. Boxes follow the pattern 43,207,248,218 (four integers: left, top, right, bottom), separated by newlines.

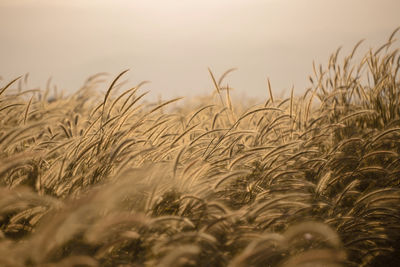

1,0,399,101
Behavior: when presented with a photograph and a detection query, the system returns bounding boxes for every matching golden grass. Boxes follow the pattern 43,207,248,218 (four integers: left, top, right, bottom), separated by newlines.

0,28,399,266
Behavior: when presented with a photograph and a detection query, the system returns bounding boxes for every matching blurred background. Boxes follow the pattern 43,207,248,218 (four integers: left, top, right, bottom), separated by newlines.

1,0,399,101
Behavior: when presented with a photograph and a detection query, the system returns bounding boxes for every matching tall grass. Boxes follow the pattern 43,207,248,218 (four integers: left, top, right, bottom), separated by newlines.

0,28,399,266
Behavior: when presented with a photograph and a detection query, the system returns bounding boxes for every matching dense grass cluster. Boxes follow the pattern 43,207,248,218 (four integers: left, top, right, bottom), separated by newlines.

1,30,400,266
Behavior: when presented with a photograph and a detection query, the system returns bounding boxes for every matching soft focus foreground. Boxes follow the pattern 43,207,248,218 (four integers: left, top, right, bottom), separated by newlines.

1,30,400,266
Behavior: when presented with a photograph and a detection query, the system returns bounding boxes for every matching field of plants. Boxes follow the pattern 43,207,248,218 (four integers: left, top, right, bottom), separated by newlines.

1,29,400,266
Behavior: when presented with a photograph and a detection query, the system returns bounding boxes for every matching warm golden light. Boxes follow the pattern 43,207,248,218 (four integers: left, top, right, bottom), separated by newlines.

1,1,400,266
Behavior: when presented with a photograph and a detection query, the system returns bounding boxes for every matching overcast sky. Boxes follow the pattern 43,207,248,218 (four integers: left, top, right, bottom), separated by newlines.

1,0,399,100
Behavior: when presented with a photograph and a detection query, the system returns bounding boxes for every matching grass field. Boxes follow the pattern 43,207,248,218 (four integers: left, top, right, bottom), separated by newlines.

1,29,400,266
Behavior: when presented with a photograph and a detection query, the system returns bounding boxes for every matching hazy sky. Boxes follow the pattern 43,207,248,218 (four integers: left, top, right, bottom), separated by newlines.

1,0,399,100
